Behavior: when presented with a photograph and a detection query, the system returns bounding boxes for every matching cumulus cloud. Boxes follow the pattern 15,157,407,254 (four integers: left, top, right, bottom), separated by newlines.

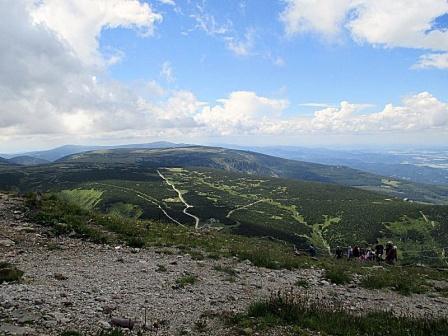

280,0,354,37
280,0,448,68
0,0,167,140
31,0,162,66
1,0,447,151
194,92,448,136
195,91,289,135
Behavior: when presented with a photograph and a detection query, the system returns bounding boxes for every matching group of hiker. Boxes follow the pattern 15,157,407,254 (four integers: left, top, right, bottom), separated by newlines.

335,242,398,264
307,241,398,264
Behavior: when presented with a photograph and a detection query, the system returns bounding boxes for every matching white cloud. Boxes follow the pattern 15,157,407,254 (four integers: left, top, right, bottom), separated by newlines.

190,6,231,36
414,53,448,69
158,0,176,6
280,0,448,67
194,91,289,135
30,0,162,66
225,28,256,56
194,92,448,136
145,80,166,97
1,0,447,151
280,0,354,37
160,61,175,82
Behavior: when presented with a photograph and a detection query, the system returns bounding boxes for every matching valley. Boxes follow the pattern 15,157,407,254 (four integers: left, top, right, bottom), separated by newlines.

1,146,448,266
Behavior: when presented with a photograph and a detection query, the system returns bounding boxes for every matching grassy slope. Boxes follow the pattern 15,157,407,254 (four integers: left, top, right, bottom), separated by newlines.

58,146,448,204
3,160,447,264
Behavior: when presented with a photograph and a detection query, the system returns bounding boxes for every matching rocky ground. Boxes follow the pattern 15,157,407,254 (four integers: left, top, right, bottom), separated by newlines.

1,192,448,336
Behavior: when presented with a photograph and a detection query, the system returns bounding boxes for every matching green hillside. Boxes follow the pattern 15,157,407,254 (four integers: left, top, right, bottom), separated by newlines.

59,146,448,204
1,155,447,265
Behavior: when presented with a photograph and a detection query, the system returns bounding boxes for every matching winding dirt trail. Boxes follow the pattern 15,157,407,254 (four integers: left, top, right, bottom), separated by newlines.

226,200,265,218
157,170,200,229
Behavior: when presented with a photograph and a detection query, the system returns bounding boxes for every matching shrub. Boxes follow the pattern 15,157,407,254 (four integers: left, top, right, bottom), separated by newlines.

176,274,198,288
360,268,428,296
0,262,24,283
126,236,145,248
324,265,352,285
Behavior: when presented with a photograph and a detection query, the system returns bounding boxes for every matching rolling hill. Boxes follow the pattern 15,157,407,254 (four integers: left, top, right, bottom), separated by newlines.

1,141,189,162
7,156,50,166
230,145,448,186
59,146,448,204
1,162,447,264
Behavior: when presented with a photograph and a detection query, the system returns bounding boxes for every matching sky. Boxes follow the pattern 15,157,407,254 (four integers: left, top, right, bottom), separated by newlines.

0,0,448,153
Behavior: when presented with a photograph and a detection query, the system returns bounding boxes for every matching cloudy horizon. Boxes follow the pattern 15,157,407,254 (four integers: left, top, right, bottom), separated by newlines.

1,0,447,152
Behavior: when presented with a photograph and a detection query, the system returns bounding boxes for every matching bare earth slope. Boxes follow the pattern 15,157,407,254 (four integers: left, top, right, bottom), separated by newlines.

1,193,448,336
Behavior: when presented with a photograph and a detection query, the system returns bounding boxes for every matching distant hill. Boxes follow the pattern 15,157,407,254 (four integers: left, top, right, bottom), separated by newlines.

227,145,448,186
8,156,50,166
59,146,448,204
0,157,10,165
4,141,189,162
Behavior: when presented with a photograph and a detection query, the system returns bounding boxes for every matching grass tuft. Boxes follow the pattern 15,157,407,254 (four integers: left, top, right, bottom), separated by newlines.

176,274,198,288
0,262,24,283
230,290,448,336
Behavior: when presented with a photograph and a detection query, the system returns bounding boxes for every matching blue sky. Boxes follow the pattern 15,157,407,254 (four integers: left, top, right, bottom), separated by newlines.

104,0,448,108
0,0,448,152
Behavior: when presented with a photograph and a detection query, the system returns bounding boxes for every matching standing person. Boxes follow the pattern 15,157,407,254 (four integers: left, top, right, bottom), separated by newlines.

386,244,398,265
375,242,384,262
347,246,353,260
335,246,343,259
353,245,360,259
308,244,317,257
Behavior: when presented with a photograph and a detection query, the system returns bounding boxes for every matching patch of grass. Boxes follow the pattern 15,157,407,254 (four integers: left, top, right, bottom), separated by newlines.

214,265,238,277
58,189,103,210
189,250,205,260
126,236,145,248
324,264,352,285
176,274,198,288
0,262,24,283
230,291,448,336
156,264,167,273
360,267,429,296
295,279,310,289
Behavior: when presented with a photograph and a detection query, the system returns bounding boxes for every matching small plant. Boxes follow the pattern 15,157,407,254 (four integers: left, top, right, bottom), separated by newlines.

189,250,205,260
156,264,167,272
360,268,428,296
194,319,207,332
176,274,198,288
127,236,145,248
295,279,310,289
214,265,238,277
0,262,24,283
324,265,352,285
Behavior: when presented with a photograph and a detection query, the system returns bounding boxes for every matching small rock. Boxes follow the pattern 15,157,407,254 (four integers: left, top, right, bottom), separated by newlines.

98,320,111,329
0,238,15,247
54,273,68,280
